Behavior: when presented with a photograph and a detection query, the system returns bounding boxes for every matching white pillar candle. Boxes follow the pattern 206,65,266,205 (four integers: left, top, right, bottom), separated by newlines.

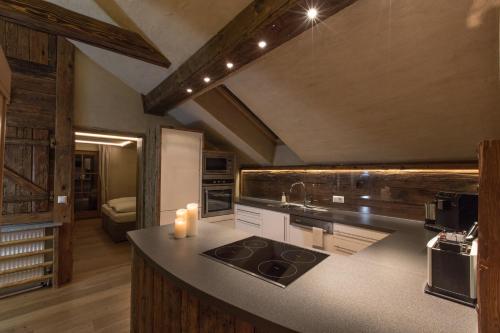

186,203,198,236
174,217,187,239
176,208,187,219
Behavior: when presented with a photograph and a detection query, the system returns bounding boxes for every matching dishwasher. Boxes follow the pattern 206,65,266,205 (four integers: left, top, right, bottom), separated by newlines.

288,215,334,252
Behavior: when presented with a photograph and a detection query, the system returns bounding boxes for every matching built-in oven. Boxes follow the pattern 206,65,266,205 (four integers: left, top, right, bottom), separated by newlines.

203,151,234,179
202,179,234,218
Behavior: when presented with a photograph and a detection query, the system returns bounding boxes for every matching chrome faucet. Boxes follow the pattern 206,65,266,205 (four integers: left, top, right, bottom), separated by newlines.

289,181,309,207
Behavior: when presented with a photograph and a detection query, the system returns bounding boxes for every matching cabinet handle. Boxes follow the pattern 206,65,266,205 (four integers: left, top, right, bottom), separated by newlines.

284,216,286,241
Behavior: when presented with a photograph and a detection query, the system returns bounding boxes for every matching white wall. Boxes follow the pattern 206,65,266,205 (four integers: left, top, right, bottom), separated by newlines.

73,50,180,134
107,145,137,200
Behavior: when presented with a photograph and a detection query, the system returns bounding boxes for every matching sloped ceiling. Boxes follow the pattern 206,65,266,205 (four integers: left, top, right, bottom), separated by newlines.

47,0,261,163
226,0,500,164
47,0,251,94
170,101,271,165
46,0,499,165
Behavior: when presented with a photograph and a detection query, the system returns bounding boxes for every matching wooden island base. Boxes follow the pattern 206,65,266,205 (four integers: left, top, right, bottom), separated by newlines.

131,248,282,333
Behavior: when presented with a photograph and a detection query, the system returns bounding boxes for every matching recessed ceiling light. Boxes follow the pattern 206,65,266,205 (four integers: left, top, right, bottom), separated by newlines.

75,132,139,141
203,77,211,83
258,40,267,49
307,8,318,20
226,62,234,69
186,88,193,93
75,139,132,147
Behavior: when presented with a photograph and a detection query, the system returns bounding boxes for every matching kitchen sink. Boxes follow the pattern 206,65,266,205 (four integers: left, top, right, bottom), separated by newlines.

266,203,328,213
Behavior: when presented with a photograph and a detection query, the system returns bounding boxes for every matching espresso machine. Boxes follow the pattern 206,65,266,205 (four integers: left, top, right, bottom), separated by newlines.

424,192,479,307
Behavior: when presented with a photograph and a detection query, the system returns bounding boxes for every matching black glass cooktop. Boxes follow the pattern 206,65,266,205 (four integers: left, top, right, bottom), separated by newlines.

201,236,329,288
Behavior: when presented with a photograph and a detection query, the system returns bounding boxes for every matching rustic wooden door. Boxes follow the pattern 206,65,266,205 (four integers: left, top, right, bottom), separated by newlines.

0,19,75,284
0,19,57,224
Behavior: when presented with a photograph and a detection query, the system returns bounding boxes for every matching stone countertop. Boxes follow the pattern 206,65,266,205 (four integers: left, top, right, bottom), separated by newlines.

128,203,477,333
235,198,434,274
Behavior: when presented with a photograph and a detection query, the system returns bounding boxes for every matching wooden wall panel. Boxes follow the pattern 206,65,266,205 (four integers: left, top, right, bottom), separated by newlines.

131,250,266,333
29,29,49,65
0,47,10,210
0,19,74,285
478,141,500,333
241,166,478,220
0,18,54,67
0,20,55,217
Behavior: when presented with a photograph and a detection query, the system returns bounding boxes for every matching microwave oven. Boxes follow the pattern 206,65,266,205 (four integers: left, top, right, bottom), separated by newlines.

203,151,234,178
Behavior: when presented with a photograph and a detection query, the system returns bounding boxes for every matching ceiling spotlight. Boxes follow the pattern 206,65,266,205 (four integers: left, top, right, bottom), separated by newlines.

186,88,193,93
226,62,234,69
203,77,211,83
307,8,318,20
258,40,267,49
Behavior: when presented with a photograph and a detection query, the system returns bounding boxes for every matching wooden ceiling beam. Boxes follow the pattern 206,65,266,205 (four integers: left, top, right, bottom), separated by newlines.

144,0,357,115
0,0,170,68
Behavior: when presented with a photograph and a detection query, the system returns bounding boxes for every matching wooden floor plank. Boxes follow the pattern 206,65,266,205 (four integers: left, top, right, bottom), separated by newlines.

0,218,131,333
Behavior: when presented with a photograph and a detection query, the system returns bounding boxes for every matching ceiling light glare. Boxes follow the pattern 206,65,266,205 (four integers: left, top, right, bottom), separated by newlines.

307,8,318,20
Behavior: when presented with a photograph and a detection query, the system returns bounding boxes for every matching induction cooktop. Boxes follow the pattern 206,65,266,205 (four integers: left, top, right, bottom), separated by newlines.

201,236,329,288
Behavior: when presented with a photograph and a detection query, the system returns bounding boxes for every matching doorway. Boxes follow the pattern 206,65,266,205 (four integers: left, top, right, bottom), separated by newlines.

72,129,145,245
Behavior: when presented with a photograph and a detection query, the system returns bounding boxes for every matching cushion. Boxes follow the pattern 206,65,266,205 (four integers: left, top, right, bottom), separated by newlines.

108,196,135,207
102,204,136,223
109,200,136,213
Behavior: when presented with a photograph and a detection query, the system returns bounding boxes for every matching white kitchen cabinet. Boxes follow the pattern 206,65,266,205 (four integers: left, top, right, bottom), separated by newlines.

287,221,388,255
261,210,288,242
159,128,203,225
288,223,336,253
235,204,262,235
235,204,289,241
235,219,261,235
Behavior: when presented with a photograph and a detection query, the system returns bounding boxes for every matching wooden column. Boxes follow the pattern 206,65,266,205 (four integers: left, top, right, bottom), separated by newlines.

0,46,11,210
143,125,162,228
54,37,74,285
478,140,500,332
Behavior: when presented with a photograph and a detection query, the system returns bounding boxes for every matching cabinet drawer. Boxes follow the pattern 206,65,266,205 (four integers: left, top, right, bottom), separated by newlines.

235,204,263,215
235,205,262,226
235,219,261,236
334,224,388,242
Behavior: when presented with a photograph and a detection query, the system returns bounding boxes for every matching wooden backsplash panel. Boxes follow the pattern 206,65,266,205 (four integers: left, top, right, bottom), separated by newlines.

241,169,479,220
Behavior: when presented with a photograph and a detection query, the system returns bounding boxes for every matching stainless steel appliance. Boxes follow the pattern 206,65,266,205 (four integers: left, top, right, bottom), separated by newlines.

425,223,478,307
289,215,334,234
424,192,479,306
201,236,329,287
202,178,234,218
202,151,234,179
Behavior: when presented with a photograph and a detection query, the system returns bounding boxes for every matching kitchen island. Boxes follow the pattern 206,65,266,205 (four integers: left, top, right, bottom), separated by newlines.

128,211,477,333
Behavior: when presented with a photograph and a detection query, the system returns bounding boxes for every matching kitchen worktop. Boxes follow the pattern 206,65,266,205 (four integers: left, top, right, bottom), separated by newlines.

128,203,477,333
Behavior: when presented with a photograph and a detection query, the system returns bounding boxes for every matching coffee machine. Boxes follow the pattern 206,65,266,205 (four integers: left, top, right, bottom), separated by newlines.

424,192,478,232
424,192,478,307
